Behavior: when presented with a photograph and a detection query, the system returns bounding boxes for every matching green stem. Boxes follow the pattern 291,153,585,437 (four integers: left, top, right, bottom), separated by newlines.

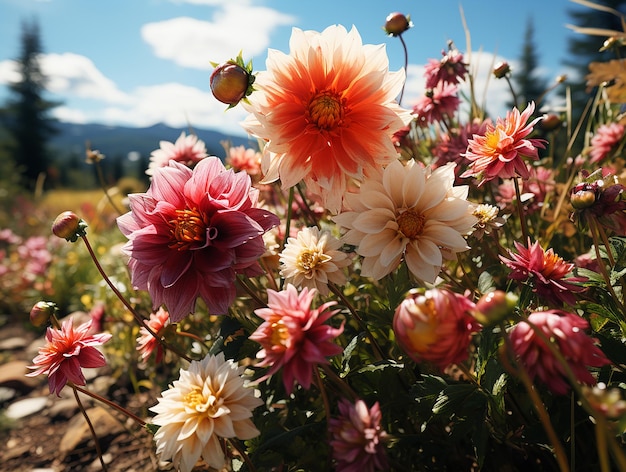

329,282,384,362
228,438,257,472
501,329,570,472
397,33,409,105
94,160,124,215
73,384,146,427
80,234,192,362
72,385,108,472
513,178,530,242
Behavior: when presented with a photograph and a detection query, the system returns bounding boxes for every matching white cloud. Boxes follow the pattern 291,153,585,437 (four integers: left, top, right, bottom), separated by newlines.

87,82,250,136
0,60,20,84
141,4,296,69
40,53,131,104
0,53,130,104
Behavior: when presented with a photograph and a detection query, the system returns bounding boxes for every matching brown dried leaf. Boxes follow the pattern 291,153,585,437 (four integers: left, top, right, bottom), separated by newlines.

586,59,626,103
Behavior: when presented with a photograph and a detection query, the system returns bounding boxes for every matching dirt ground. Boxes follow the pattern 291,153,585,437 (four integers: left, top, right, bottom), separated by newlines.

0,317,185,472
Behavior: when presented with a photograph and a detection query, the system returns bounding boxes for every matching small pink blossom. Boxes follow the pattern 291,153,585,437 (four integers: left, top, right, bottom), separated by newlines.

249,284,344,394
424,46,468,88
329,399,389,472
117,157,279,322
589,123,625,164
146,132,208,176
137,307,170,363
27,317,112,396
393,288,481,370
226,145,262,176
413,82,460,127
509,310,611,395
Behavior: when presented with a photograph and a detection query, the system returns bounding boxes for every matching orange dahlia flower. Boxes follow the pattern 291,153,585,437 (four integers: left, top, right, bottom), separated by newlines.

242,25,412,213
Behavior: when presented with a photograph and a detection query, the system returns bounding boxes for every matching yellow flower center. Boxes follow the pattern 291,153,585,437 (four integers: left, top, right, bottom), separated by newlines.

296,249,331,274
308,91,345,130
169,208,209,250
397,208,426,239
484,129,500,154
269,317,289,348
183,387,224,417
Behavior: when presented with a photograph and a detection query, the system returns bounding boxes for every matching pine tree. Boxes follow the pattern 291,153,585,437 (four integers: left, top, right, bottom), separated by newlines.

2,17,59,191
511,18,549,109
563,0,626,152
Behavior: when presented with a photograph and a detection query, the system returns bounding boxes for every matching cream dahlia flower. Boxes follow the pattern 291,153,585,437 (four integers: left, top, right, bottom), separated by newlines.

279,226,351,295
334,160,476,282
149,353,263,472
242,25,412,213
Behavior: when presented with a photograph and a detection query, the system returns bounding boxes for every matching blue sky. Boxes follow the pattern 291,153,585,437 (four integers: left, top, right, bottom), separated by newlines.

0,0,580,137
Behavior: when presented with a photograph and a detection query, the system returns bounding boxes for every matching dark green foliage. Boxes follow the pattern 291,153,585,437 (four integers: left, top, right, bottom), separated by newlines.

1,17,60,191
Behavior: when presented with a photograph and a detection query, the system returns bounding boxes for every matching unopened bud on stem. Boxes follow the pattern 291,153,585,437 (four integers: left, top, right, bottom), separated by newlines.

52,211,88,242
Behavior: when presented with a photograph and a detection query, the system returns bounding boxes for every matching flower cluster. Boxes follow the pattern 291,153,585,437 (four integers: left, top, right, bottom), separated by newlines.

21,5,626,472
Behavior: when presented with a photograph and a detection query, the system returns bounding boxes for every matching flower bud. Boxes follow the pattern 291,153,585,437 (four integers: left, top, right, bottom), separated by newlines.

384,12,412,36
52,211,88,242
393,288,480,371
472,290,518,326
570,184,598,210
493,61,511,79
539,113,562,132
30,301,57,327
210,62,252,106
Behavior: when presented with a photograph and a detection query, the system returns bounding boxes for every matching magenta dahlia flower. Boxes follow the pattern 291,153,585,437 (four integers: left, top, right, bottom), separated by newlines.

27,317,112,396
249,284,344,394
117,157,279,322
509,310,611,395
329,398,389,472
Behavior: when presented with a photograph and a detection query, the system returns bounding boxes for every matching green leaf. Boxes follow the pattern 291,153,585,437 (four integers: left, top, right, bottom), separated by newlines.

477,271,496,295
145,423,159,435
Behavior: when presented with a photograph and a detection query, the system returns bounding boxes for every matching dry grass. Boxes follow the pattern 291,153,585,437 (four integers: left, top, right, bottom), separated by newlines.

38,188,128,234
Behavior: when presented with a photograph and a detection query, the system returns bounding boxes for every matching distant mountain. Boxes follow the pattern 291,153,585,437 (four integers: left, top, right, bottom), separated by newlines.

49,122,253,160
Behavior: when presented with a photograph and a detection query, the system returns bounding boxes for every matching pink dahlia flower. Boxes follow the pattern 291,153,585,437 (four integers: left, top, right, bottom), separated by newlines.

146,131,208,176
393,288,481,371
329,398,389,472
242,25,412,213
589,123,625,164
424,46,468,89
500,239,586,307
27,317,112,396
117,157,279,322
226,145,262,177
249,284,344,394
461,102,546,185
509,310,611,395
136,307,170,363
412,82,461,127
